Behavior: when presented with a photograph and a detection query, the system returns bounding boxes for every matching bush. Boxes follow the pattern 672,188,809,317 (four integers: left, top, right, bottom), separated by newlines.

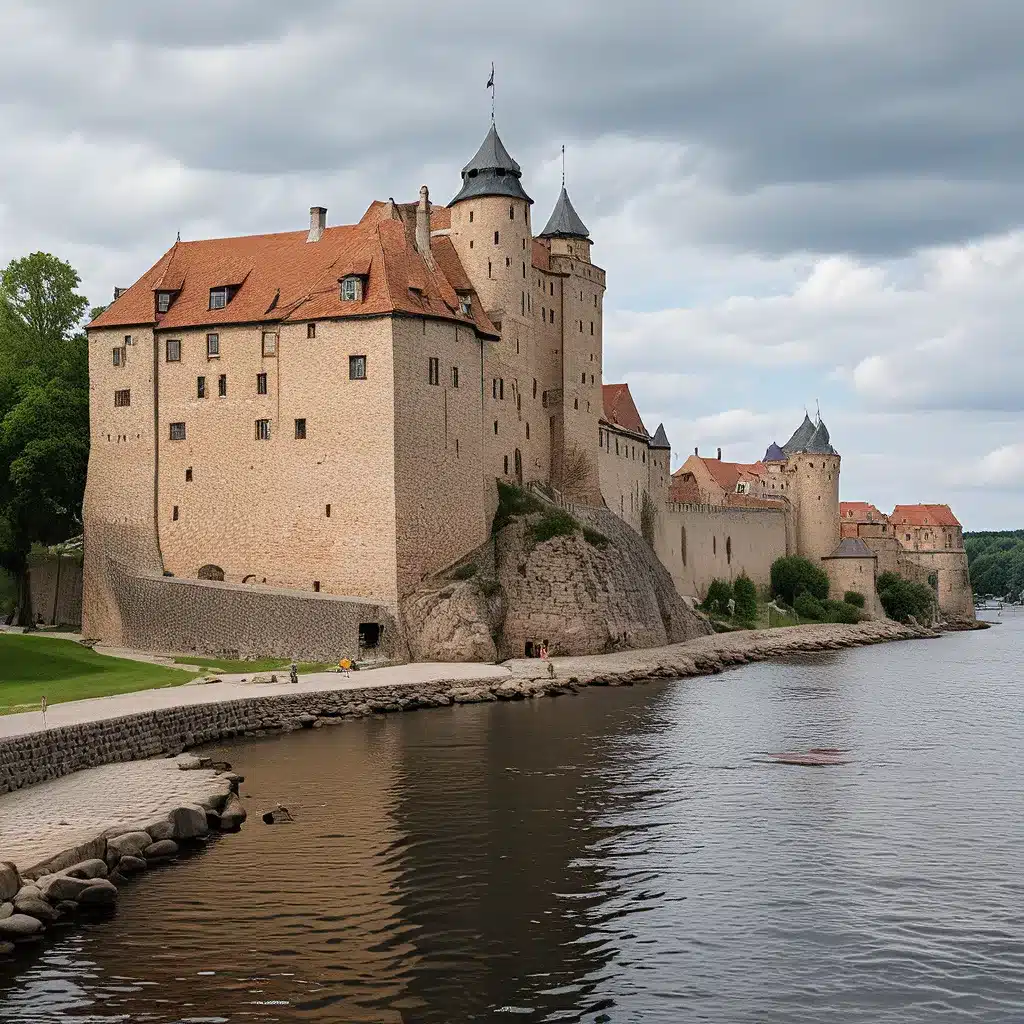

582,527,609,548
843,590,865,608
733,573,758,621
877,572,935,623
451,562,477,581
770,556,829,605
492,481,543,535
703,578,733,616
824,599,861,624
532,509,578,544
794,592,826,621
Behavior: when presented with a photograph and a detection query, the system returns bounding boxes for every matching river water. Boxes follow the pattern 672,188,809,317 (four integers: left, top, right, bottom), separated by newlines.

1,613,1022,1023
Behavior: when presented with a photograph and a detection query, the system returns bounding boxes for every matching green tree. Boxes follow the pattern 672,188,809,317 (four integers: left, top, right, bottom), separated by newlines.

876,572,936,623
794,592,826,620
843,590,866,608
770,555,829,605
0,253,90,624
733,573,758,622
702,578,733,616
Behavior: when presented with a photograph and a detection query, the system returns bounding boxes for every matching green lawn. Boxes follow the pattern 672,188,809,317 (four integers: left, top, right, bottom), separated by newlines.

0,633,196,714
171,656,332,674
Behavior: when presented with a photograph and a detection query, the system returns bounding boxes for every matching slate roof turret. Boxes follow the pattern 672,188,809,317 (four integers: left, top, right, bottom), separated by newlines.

449,124,533,206
650,423,671,450
763,442,787,462
539,187,590,239
782,413,816,454
804,419,837,455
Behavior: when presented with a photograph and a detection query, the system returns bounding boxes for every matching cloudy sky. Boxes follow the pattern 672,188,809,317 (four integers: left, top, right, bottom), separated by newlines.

1,0,1021,528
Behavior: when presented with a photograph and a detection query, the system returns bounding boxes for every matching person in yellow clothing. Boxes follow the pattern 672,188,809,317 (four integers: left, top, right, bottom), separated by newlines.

338,657,352,676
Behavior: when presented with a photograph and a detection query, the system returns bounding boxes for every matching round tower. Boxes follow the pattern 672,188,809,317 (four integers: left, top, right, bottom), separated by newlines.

787,418,841,563
447,123,534,330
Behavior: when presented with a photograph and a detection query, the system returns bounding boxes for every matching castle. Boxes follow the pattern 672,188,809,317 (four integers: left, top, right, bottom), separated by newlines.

83,122,972,659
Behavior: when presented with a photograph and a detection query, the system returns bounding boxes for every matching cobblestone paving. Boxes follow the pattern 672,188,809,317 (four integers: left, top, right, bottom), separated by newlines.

0,757,229,874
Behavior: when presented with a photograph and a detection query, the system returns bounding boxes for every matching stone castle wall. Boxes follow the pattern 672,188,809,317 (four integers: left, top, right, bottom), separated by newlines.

598,427,652,533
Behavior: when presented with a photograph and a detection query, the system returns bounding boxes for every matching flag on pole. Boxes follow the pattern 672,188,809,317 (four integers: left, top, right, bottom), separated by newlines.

486,63,494,90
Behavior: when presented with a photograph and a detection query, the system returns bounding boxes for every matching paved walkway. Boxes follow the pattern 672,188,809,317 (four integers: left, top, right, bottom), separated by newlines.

0,661,510,739
0,757,231,875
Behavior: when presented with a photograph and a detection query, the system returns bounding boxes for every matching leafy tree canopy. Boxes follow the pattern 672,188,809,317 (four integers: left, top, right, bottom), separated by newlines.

964,530,1024,600
770,555,829,605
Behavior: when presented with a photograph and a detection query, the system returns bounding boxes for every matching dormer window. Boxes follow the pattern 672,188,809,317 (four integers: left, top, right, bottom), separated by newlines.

459,295,472,315
340,276,363,302
209,286,228,310
157,291,172,314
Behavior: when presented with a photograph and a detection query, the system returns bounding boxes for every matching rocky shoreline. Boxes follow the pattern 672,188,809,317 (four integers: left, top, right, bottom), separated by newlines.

0,619,936,956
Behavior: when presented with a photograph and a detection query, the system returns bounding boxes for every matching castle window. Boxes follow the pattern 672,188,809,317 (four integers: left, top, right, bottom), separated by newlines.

509,204,515,220
526,422,530,439
713,536,717,555
493,420,499,434
157,292,171,313
488,260,492,278
521,292,525,314
590,322,594,335
459,296,471,315
469,240,473,248
340,276,363,302
185,467,193,482
349,355,367,380
615,439,619,455
550,282,554,296
642,451,645,463
517,393,521,412
581,372,586,384
295,418,306,439
590,374,594,385
206,333,220,358
492,379,498,399
257,372,267,395
169,422,186,441
549,309,555,324
499,379,504,400
452,365,459,388
197,376,206,399
533,379,537,399
313,581,320,592
504,455,509,474
455,438,459,456
209,287,228,310
681,526,687,566
469,210,474,223
307,323,316,339
114,389,130,407
112,347,124,366
522,262,526,278
506,257,511,268
218,374,227,398
255,418,271,440
541,306,546,319
166,339,181,362
428,357,439,386
326,504,331,518
574,398,579,410
172,506,179,521
262,332,277,357
542,391,548,408
494,231,500,244
726,537,732,565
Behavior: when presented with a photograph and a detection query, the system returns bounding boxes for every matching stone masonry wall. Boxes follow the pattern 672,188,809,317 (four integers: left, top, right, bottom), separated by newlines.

28,556,83,627
108,558,404,663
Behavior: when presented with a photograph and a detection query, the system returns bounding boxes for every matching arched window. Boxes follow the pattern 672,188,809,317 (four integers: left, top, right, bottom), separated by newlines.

198,564,225,581
713,536,717,556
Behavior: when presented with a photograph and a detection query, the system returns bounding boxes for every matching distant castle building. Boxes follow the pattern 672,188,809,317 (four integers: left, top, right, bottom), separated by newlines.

83,122,971,654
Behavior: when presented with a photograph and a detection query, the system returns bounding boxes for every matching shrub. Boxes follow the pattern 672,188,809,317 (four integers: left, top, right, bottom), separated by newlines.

824,599,861,624
582,527,609,548
492,481,544,535
733,573,758,621
451,562,477,581
794,592,826,621
770,555,829,605
843,590,865,608
877,572,935,623
532,509,578,544
703,578,733,616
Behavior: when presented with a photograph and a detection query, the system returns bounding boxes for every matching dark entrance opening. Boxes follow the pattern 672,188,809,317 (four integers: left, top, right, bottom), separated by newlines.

359,622,382,650
525,640,534,658
198,564,225,581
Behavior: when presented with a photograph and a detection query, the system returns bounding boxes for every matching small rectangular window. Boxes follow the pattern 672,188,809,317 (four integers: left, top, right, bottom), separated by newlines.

197,376,206,399
340,276,363,302
185,467,193,482
207,333,220,358
326,503,331,518
428,357,439,386
349,355,367,380
581,372,586,384
526,422,530,439
114,389,131,407
452,365,460,388
257,372,268,395
166,339,181,362
492,378,498,399
295,418,307,439
590,321,594,335
262,332,277,357
455,438,460,456
157,292,171,313
313,581,320,592
169,421,186,441
494,231,500,244
112,347,123,366
307,323,316,339
218,374,227,398
209,287,227,310
499,379,504,400
255,418,271,441
172,505,179,521
509,204,515,220
493,420,499,434
504,455,509,474
549,309,555,324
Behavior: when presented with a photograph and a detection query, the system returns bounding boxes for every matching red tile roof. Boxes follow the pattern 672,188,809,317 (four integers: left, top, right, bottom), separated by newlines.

840,501,889,523
891,504,961,528
89,200,497,339
669,475,701,503
601,383,648,437
682,457,765,492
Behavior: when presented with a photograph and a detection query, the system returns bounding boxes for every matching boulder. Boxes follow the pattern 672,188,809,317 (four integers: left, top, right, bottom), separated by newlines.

219,794,247,831
118,856,147,875
64,859,108,880
0,862,20,903
107,831,154,858
78,880,117,907
143,840,179,862
0,914,44,939
13,896,57,923
0,903,12,920
169,805,209,840
0,942,14,955
495,681,525,701
39,875,94,903
147,818,176,842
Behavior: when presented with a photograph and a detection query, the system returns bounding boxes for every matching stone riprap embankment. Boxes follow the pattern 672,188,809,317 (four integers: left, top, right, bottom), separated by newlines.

0,755,246,954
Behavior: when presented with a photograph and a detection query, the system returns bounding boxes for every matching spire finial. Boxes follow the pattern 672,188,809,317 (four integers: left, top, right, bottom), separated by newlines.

561,144,565,188
816,398,821,423
176,230,181,242
487,63,495,123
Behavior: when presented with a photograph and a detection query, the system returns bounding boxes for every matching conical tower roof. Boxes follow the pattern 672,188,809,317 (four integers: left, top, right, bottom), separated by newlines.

804,418,837,455
763,442,787,462
539,186,590,239
449,123,532,206
782,413,816,454
650,423,671,450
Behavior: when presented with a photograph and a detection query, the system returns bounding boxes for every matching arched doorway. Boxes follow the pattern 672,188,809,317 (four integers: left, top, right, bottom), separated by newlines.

198,564,225,581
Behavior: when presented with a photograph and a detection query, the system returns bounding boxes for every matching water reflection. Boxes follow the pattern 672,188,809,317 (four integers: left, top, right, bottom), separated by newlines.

0,613,1021,1022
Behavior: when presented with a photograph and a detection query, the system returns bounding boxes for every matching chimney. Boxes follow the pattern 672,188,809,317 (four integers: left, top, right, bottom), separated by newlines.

307,206,327,243
415,185,435,266
694,446,699,456
717,447,722,460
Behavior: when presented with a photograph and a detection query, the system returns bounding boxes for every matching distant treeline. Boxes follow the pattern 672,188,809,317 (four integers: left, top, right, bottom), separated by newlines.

964,530,1024,599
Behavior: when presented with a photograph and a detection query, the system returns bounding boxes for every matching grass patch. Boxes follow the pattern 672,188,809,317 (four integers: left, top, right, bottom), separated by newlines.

582,527,609,548
532,509,577,544
450,562,478,581
492,481,544,535
0,633,195,714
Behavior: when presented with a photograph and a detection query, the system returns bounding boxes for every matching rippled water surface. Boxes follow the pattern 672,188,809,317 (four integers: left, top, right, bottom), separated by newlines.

2,614,1023,1022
